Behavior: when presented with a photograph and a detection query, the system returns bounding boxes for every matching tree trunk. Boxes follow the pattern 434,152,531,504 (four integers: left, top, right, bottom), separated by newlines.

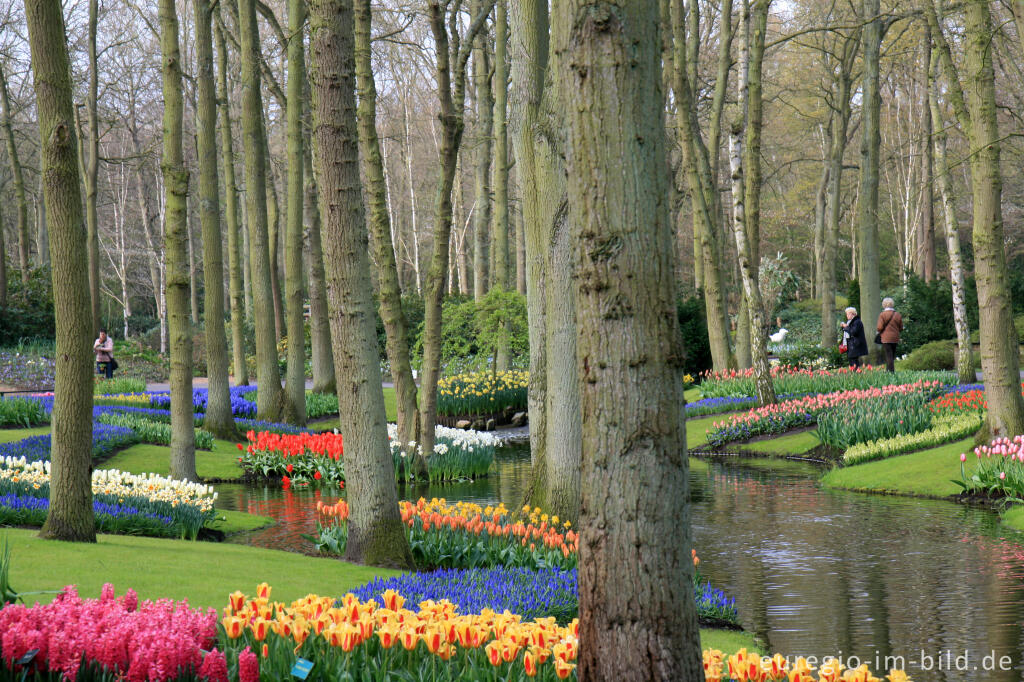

671,0,734,372
418,0,495,462
160,0,197,482
354,0,424,475
858,0,883,362
492,0,510,292
194,0,234,439
962,0,1024,436
308,0,413,569
26,0,96,542
284,0,307,425
305,134,335,394
86,0,100,334
515,196,526,294
36,172,48,265
929,51,972,386
556,1,703,676
188,207,200,325
265,140,285,344
471,2,493,302
216,11,249,386
812,155,829,307
916,22,936,283
0,64,30,285
239,0,284,420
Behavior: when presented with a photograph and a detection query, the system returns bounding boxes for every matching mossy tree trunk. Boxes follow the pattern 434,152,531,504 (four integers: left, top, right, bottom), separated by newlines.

27,0,96,542
215,11,249,387
418,0,495,462
239,0,284,420
284,0,307,425
308,0,413,569
0,63,30,286
929,0,1024,434
160,0,197,482
354,0,423,474
194,0,234,439
555,1,703,676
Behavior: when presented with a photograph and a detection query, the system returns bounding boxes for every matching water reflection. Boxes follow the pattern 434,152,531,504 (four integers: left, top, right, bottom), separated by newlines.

216,448,1024,682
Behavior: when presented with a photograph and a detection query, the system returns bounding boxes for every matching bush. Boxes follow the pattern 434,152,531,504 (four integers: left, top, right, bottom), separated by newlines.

901,339,979,372
775,344,844,370
412,293,530,374
894,274,979,353
677,296,712,375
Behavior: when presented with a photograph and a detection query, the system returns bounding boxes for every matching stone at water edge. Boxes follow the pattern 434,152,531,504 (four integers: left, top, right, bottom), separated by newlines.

471,419,486,430
511,412,528,427
485,418,497,431
455,419,472,429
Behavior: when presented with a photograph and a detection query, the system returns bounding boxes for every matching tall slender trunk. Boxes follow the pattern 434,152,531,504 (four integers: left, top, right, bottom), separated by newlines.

929,49,972,385
0,65,30,284
216,11,249,386
308,0,413,569
26,0,96,541
419,0,495,462
86,0,100,334
858,0,883,362
188,205,200,325
556,1,702,675
284,0,307,424
354,0,423,474
471,0,492,301
238,0,284,419
194,0,234,438
916,22,935,283
671,0,734,372
160,0,197,482
812,150,830,304
265,139,285,343
402,97,421,295
492,0,510,292
305,135,335,394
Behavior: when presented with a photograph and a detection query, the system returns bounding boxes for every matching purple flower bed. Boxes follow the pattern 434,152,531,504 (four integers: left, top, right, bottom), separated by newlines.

0,423,138,463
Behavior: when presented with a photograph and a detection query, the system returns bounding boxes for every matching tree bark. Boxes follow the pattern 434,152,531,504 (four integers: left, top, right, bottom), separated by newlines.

27,0,96,542
858,0,883,362
305,132,335,394
915,22,935,283
160,0,197,482
471,0,493,301
492,0,510,292
239,0,285,419
418,0,495,462
556,2,703,676
36,172,48,266
86,0,100,334
216,11,249,387
0,64,30,285
928,48,972,385
354,0,424,476
195,0,234,439
265,138,285,344
284,0,307,424
308,0,413,569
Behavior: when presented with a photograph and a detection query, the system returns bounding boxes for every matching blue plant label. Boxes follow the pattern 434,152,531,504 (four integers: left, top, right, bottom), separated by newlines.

15,649,39,666
291,658,314,679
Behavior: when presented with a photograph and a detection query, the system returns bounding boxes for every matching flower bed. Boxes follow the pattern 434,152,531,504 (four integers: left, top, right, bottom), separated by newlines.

843,412,984,464
93,376,147,395
957,435,1024,501
436,370,528,418
315,498,577,571
220,583,579,681
0,584,218,681
705,382,942,448
704,648,910,682
0,458,217,539
96,412,215,450
814,391,934,450
697,364,954,400
239,425,498,485
0,397,48,427
0,423,139,464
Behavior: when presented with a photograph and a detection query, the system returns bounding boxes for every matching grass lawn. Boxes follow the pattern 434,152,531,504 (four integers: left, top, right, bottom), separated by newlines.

0,425,49,443
313,387,397,431
1000,505,1024,533
740,430,822,456
687,414,727,450
684,387,701,402
99,439,245,480
820,438,974,498
1,527,397,610
701,628,762,655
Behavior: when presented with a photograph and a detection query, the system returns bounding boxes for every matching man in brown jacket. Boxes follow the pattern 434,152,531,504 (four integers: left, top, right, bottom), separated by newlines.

876,297,903,372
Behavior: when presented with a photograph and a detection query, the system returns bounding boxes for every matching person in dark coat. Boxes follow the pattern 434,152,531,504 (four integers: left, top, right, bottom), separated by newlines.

841,307,868,368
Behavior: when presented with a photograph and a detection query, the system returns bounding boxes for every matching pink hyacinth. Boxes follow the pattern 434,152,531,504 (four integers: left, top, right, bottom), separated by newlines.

238,647,260,682
198,648,228,682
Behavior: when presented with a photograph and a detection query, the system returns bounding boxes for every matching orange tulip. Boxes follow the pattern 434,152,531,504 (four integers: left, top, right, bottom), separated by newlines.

249,618,270,642
485,641,504,667
382,589,404,611
401,630,419,651
554,659,576,680
222,616,245,639
261,644,269,659
376,625,399,650
423,626,445,654
523,648,538,677
436,644,456,661
818,659,844,682
228,591,247,613
256,582,271,600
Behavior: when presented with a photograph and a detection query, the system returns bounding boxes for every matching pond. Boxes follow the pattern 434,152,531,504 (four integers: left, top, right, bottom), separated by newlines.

215,447,1024,681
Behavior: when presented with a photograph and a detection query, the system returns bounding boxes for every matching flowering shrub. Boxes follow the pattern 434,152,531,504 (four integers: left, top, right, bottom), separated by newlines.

0,458,217,539
0,584,217,681
703,648,910,682
436,370,528,417
705,382,942,448
957,435,1024,502
388,423,498,482
220,583,579,681
843,412,984,464
315,498,577,571
697,364,954,400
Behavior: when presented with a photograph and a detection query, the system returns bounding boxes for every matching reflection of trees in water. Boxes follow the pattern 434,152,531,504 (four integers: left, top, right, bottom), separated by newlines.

691,460,1024,681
